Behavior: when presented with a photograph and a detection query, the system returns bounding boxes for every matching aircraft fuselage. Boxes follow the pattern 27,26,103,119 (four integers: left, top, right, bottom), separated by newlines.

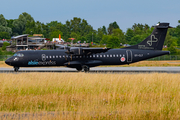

5,49,169,69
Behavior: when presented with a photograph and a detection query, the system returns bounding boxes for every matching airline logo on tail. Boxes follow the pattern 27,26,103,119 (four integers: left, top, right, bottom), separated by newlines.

147,35,158,46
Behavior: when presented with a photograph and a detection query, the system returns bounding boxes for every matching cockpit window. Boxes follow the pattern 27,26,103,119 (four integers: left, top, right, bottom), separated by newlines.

13,53,17,56
13,53,24,57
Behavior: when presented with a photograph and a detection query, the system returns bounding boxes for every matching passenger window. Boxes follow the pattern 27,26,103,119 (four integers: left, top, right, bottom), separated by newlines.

120,54,122,57
50,56,51,58
90,55,92,58
100,55,102,57
116,54,118,57
46,56,48,58
110,55,112,57
53,56,55,58
59,56,61,58
56,56,58,58
107,55,109,57
104,55,106,57
113,54,115,57
63,55,65,58
97,55,99,57
93,55,95,57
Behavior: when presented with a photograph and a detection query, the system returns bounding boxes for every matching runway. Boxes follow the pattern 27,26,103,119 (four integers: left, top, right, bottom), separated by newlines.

0,67,180,73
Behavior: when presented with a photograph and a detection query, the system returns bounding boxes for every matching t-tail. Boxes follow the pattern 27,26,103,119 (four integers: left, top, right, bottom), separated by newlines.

124,23,171,50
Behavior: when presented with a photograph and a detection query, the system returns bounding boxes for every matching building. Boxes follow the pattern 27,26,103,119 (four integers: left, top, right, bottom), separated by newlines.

11,34,29,50
11,34,46,50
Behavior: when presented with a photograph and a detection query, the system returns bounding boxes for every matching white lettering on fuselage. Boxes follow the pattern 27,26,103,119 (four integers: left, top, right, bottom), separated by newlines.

28,54,56,66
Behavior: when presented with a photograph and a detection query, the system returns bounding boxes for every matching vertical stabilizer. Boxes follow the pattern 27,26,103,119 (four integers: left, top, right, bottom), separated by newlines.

124,23,170,50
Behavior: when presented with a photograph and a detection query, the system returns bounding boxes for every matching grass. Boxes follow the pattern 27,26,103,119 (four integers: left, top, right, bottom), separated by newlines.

0,73,180,119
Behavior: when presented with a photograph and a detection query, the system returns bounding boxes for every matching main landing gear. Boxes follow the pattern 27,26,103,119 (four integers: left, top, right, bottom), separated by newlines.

76,67,82,72
83,65,90,72
14,66,19,72
76,65,90,72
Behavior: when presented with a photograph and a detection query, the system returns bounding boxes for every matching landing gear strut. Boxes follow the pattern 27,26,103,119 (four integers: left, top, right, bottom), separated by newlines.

14,66,19,72
76,67,82,72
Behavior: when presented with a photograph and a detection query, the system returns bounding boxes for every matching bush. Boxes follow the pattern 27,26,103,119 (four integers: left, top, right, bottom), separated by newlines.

168,45,177,55
2,42,10,51
0,49,2,55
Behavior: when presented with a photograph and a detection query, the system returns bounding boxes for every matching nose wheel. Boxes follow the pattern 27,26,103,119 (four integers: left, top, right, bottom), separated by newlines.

14,67,19,72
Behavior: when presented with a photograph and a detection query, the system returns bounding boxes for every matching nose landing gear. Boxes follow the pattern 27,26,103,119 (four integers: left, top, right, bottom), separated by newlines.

14,66,19,72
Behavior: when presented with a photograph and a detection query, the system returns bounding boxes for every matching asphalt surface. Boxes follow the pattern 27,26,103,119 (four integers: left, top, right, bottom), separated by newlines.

0,67,180,73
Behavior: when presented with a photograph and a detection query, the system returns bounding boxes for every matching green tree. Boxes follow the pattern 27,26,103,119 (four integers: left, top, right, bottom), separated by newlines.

164,31,173,47
0,14,7,26
41,23,49,38
107,36,120,48
50,30,63,41
6,19,14,28
96,28,104,43
0,14,12,36
0,32,11,39
125,28,134,44
13,12,34,35
102,26,107,35
24,20,35,34
108,21,119,35
130,35,142,45
100,35,111,44
0,26,12,36
112,28,125,44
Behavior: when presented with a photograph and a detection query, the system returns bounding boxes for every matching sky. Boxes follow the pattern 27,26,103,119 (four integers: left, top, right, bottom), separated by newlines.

0,0,180,32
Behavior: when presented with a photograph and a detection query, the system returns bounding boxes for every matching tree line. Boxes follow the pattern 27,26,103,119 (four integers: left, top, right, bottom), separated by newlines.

0,12,180,54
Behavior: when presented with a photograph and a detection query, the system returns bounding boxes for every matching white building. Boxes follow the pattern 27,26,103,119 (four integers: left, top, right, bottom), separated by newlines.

52,38,64,43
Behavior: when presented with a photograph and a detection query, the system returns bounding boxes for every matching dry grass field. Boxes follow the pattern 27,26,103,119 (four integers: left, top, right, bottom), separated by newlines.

0,73,180,119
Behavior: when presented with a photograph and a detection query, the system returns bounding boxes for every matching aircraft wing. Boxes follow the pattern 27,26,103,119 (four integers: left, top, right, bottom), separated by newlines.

66,47,111,55
82,48,111,55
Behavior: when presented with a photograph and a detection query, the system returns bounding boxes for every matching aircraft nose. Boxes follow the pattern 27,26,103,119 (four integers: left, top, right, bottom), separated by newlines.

5,59,11,65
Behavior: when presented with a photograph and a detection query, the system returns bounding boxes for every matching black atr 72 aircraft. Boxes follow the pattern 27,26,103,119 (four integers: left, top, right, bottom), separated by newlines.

5,23,171,72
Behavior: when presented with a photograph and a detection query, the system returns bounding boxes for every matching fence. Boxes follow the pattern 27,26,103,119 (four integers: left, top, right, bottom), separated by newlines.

0,55,180,61
148,55,180,61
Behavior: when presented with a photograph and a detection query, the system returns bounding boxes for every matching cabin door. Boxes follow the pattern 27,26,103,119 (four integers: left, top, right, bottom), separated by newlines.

126,50,132,63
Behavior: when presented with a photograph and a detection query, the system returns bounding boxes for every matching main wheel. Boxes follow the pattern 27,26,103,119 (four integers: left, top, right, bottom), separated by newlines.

82,65,90,72
14,67,19,72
